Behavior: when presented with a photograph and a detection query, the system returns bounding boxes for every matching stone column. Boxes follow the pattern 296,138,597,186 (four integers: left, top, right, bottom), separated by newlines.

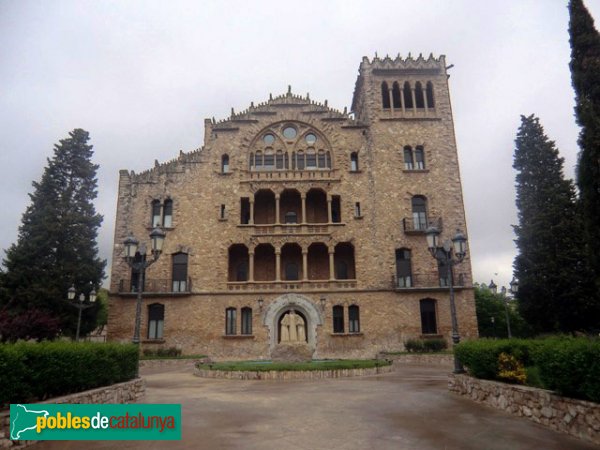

302,249,308,281
249,199,255,225
275,248,281,282
400,86,406,113
275,194,280,225
411,87,417,113
301,194,307,224
327,197,333,224
248,249,255,282
328,247,335,281
388,87,394,111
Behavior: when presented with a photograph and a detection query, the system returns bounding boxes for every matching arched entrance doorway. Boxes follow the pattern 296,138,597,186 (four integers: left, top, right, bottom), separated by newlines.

262,293,323,356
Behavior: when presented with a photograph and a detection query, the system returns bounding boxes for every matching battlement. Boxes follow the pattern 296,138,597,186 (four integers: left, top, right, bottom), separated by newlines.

359,53,447,74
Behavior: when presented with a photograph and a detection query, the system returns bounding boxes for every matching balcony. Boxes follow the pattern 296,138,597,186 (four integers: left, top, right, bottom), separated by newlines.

117,278,193,296
394,272,471,291
402,217,442,235
227,279,357,292
239,223,343,237
243,169,339,182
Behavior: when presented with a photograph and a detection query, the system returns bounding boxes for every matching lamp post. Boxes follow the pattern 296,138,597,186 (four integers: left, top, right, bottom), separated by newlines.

123,227,166,345
67,285,97,342
500,285,513,339
425,226,467,374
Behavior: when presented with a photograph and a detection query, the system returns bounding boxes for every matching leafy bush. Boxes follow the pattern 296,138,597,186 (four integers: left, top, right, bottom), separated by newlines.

404,339,425,353
142,346,182,358
423,338,448,352
0,342,138,407
497,352,526,384
532,337,600,402
455,337,600,403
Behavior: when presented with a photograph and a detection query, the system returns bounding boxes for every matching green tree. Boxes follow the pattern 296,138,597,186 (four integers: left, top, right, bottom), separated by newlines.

0,129,106,341
474,284,531,338
569,0,600,288
512,115,598,334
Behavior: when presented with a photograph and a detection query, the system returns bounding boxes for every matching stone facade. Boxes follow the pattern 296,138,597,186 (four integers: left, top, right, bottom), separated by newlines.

0,378,145,448
108,54,478,360
448,374,600,446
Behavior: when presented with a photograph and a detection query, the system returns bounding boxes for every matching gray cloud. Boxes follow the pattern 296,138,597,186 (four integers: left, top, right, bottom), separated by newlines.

1,0,598,290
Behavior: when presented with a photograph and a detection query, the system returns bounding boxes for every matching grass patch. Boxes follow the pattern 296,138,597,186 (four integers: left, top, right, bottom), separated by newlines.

199,359,391,372
380,350,453,355
140,354,207,361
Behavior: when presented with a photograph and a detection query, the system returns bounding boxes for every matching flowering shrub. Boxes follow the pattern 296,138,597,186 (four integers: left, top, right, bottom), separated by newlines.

497,352,526,384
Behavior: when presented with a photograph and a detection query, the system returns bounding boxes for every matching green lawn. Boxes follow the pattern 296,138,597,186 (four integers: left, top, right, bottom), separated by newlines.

198,359,391,372
140,354,207,360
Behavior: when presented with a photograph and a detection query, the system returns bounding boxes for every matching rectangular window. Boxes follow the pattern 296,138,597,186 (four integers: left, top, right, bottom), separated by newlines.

333,305,344,333
437,251,450,287
241,308,252,335
151,201,162,227
148,304,164,339
415,147,425,170
306,152,317,168
420,300,437,334
163,200,173,227
172,253,188,292
226,308,237,335
264,153,274,168
240,198,250,224
354,202,361,217
396,249,412,288
331,196,341,223
220,204,226,220
349,305,360,333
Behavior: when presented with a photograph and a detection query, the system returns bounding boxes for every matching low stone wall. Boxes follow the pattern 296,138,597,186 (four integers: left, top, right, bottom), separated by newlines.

448,374,600,445
195,365,393,380
0,378,145,449
379,353,454,367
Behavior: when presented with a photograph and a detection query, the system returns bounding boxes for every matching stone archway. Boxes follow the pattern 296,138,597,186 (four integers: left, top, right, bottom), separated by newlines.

263,293,323,355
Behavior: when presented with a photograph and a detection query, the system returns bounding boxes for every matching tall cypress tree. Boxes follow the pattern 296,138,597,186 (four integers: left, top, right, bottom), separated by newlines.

513,115,598,333
569,0,600,287
0,129,106,341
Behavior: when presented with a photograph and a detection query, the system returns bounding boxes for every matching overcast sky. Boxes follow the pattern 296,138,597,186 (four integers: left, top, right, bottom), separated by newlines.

1,0,599,290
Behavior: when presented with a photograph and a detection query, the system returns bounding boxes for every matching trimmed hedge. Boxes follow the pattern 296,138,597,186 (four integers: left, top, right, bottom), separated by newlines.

0,342,138,407
455,337,600,403
405,338,448,353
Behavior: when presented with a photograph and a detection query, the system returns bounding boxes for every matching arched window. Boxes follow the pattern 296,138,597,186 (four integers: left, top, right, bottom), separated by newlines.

415,82,425,108
411,196,427,231
264,149,274,169
285,263,299,281
285,211,297,224
317,150,326,168
415,146,425,170
392,82,401,109
291,152,296,170
349,305,360,333
172,253,188,292
333,305,344,333
306,149,317,168
426,81,435,108
276,150,284,170
403,81,413,109
255,150,263,168
163,199,173,227
221,154,229,173
404,146,414,170
225,307,237,335
241,307,252,335
151,200,161,227
420,299,437,334
148,303,164,339
296,151,305,170
381,81,390,109
350,152,359,172
395,249,412,288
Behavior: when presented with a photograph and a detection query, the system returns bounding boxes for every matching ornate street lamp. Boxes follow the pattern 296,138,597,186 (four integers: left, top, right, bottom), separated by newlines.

123,227,167,346
426,226,468,374
66,284,97,342
509,277,518,295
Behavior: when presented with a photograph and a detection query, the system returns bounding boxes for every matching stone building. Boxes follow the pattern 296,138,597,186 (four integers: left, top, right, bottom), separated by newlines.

108,54,478,360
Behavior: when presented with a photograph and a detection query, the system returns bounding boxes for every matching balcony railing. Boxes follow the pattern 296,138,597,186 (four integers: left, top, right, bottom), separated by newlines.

402,217,443,235
242,223,339,236
227,279,357,291
117,278,192,295
243,169,339,181
394,272,470,290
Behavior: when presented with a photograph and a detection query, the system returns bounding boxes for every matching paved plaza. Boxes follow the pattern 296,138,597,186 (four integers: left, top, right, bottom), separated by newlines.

36,364,598,450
